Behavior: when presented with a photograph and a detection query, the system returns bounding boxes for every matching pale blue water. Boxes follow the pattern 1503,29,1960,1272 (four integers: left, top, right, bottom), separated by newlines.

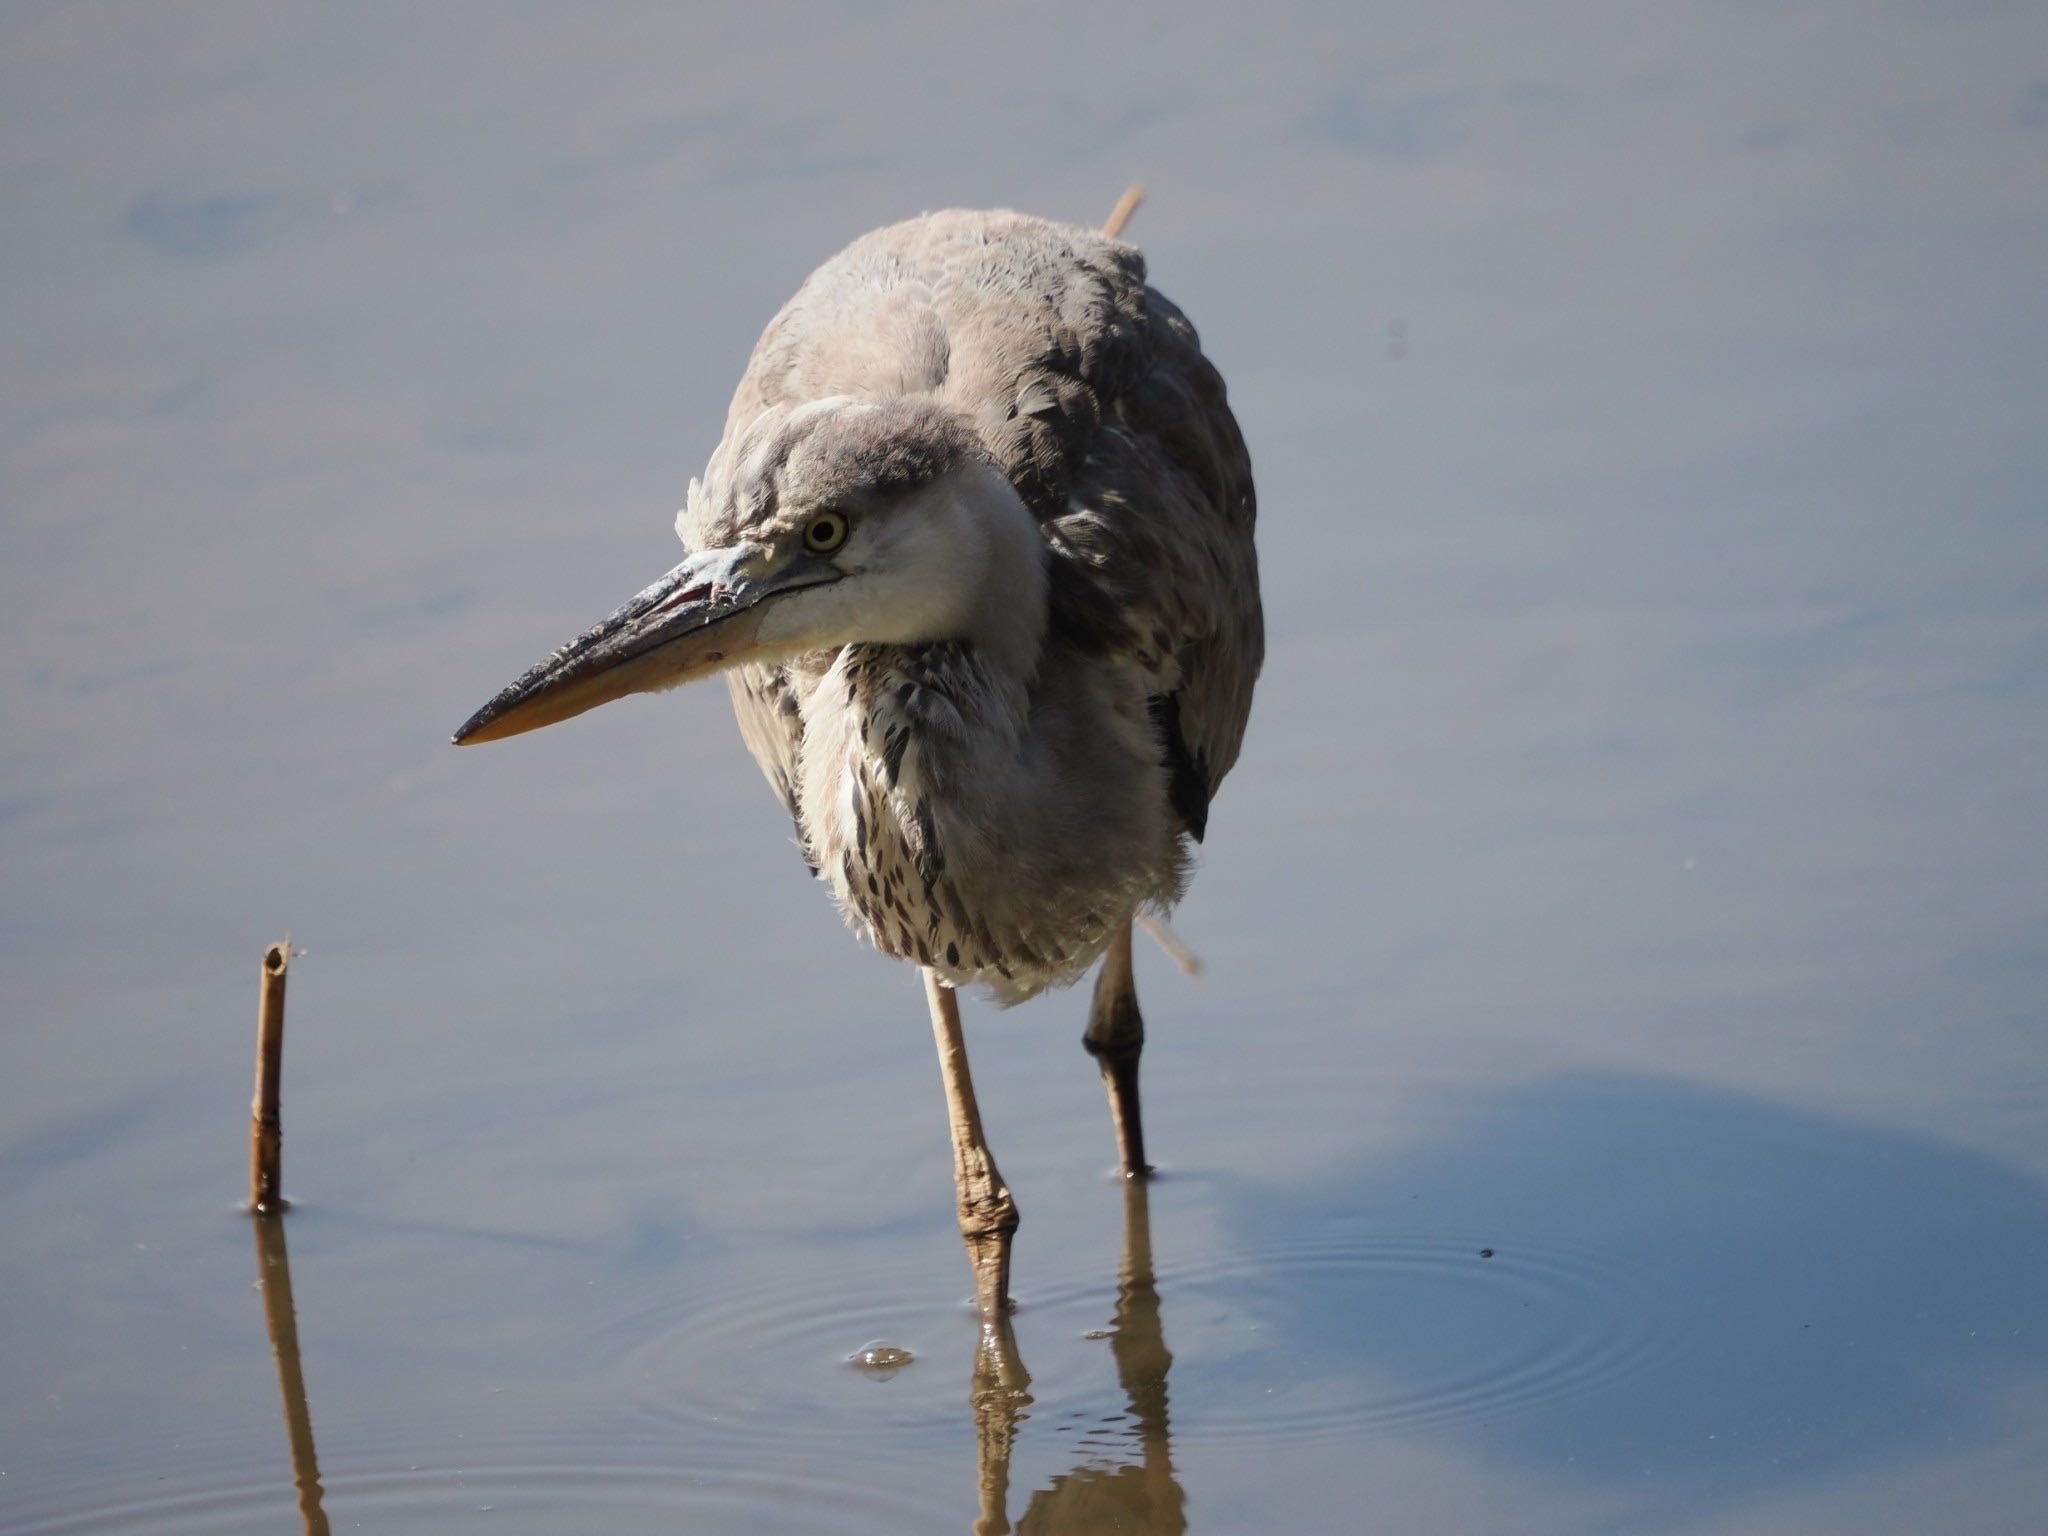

4,4,2047,1532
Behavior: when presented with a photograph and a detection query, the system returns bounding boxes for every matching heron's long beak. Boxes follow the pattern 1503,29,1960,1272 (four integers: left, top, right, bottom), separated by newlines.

453,544,838,745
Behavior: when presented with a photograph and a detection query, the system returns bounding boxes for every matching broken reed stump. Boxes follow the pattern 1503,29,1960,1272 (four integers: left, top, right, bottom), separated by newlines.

250,940,291,1214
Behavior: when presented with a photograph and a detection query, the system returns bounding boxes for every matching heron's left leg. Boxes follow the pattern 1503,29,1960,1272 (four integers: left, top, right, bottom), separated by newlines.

925,970,1020,1318
1085,921,1151,1178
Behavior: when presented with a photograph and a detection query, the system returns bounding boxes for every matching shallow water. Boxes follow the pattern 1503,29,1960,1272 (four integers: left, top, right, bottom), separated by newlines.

5,4,2048,1533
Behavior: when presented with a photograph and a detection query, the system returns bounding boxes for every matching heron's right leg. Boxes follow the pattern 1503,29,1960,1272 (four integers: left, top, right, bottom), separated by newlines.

1085,921,1152,1178
924,970,1019,1319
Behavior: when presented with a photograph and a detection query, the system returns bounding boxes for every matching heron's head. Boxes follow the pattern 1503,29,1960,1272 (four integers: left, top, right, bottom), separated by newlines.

453,396,1043,745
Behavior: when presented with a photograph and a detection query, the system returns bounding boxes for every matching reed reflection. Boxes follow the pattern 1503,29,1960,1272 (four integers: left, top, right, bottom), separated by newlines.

251,1215,332,1536
972,1179,1185,1535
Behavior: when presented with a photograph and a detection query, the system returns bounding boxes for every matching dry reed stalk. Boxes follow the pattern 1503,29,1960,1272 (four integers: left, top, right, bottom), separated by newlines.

249,940,290,1213
1103,183,1146,239
1135,911,1204,978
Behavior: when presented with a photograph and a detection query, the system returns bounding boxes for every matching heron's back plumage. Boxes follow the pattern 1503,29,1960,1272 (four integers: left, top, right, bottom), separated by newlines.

720,209,1260,998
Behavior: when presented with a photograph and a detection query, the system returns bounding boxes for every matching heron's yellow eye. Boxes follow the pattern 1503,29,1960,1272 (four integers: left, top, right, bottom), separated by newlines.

803,511,849,553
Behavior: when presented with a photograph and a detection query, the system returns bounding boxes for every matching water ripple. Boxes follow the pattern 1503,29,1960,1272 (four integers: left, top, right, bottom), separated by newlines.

4,1446,952,1535
593,1250,1067,1442
1159,1230,1687,1445
588,1225,1682,1453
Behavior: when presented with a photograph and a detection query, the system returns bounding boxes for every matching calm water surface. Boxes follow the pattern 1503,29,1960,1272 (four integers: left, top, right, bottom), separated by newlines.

5,4,2047,1532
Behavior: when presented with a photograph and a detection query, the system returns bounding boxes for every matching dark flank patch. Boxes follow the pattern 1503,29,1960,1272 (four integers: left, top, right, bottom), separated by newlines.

946,941,960,966
1149,692,1212,841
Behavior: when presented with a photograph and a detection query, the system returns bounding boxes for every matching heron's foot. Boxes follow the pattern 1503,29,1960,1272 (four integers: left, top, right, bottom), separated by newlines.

961,1209,1018,1318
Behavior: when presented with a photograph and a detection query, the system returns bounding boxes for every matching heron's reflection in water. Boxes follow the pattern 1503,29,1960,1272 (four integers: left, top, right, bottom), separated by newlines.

252,1215,331,1536
972,1179,1185,1535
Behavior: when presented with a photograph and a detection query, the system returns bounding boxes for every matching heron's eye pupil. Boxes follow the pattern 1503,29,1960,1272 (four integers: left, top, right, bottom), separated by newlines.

804,512,849,552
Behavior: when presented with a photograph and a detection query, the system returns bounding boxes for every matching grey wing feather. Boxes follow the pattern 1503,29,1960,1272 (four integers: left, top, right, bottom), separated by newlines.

722,208,1261,841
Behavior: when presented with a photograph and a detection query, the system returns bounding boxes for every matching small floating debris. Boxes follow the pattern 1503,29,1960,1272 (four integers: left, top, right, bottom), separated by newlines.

1479,1248,1496,1259
849,1340,914,1374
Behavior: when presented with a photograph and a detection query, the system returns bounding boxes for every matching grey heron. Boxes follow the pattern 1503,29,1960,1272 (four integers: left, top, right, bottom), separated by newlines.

455,203,1261,1318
